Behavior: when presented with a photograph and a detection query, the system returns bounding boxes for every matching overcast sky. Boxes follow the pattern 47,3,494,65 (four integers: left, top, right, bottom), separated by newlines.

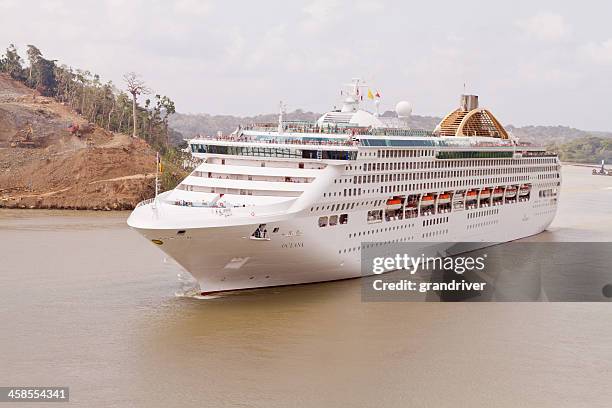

2,0,612,130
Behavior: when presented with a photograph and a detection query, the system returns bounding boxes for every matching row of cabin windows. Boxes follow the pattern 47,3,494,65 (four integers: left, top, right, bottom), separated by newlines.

535,207,558,217
378,149,434,158
352,166,558,185
539,188,558,198
209,158,324,170
318,214,349,227
422,229,449,238
192,171,313,183
311,200,385,213
423,217,449,227
537,173,559,180
345,156,556,173
363,160,558,172
467,220,499,230
348,236,417,254
176,184,301,197
467,208,500,219
375,150,555,164
349,223,415,238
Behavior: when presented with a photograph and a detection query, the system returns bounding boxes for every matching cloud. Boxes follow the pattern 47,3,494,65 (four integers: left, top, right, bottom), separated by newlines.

516,12,570,41
300,0,341,32
172,0,212,17
582,39,612,65
224,29,246,61
515,61,582,85
354,0,384,13
0,0,18,8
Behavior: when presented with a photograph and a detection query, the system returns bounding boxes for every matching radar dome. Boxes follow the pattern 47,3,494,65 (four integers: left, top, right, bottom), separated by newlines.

395,101,412,118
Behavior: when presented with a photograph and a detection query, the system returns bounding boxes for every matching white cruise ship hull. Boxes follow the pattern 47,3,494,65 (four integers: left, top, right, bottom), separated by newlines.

129,199,557,293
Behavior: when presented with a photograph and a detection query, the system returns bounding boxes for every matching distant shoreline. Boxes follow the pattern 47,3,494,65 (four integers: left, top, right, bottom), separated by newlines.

562,162,603,168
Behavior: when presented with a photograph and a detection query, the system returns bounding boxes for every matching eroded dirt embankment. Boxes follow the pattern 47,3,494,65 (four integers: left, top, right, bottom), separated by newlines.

0,73,156,210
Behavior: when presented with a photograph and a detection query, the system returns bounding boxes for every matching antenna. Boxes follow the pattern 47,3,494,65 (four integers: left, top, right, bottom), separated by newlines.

278,101,286,134
341,78,368,112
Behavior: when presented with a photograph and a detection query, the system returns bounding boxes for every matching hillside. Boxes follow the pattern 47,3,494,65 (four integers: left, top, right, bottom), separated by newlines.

0,73,157,210
505,125,612,144
548,136,612,164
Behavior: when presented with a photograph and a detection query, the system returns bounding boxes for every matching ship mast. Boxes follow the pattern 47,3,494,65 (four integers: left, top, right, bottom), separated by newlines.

278,101,286,134
341,78,368,113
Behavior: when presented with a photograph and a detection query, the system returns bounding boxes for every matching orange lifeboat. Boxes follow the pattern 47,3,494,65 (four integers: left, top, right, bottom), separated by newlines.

386,198,402,210
519,185,531,196
437,193,451,204
420,194,435,206
479,188,491,199
505,187,517,197
492,188,504,198
466,190,478,201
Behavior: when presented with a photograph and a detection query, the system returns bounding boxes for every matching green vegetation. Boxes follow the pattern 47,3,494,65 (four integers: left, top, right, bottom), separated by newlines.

548,136,612,164
0,44,25,81
159,142,189,192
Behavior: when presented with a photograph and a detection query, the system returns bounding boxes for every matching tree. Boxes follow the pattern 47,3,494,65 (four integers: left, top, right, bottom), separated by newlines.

156,95,176,146
1,44,24,80
123,72,149,138
26,44,42,85
33,57,57,96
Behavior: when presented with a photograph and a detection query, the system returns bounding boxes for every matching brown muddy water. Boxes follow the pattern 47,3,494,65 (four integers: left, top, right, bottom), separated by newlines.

1,165,612,407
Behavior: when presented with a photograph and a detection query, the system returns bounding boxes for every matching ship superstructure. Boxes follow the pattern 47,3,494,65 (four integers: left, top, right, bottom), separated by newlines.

128,80,561,293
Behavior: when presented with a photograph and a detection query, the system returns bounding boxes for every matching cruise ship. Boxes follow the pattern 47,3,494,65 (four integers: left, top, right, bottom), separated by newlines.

127,80,561,293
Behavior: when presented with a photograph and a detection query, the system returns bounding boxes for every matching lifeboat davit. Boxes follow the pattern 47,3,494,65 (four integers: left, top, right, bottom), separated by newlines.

420,194,435,206
479,189,491,199
519,185,531,196
437,193,451,204
492,188,504,198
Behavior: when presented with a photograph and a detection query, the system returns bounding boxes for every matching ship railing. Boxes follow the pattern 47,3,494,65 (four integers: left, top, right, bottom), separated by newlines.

194,134,357,147
241,123,437,137
135,198,156,208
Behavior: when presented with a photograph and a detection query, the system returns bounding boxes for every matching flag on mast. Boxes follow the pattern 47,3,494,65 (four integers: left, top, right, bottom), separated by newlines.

157,153,164,173
367,89,374,100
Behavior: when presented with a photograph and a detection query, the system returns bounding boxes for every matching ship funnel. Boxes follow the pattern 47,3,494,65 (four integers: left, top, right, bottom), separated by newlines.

460,94,479,111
